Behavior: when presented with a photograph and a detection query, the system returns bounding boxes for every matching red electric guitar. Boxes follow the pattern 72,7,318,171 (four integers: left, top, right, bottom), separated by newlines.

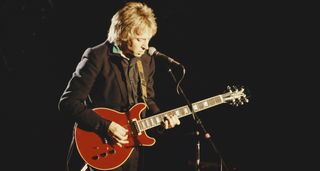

75,86,249,170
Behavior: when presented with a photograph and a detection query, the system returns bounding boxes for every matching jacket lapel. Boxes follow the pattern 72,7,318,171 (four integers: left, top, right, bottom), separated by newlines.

109,55,127,105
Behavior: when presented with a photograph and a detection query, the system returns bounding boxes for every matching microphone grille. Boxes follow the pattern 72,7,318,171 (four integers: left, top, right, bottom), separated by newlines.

148,47,157,56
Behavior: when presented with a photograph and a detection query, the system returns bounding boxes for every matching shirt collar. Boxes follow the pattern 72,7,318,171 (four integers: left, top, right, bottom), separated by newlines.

112,44,130,61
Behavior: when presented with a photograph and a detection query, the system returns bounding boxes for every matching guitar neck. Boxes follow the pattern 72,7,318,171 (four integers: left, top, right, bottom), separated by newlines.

137,95,225,132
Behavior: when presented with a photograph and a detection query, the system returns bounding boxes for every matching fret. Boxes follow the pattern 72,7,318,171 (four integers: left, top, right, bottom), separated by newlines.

149,117,154,125
138,122,143,130
183,107,189,115
149,118,154,127
203,101,208,107
145,119,150,128
151,117,156,125
158,114,164,121
192,104,198,111
193,96,222,112
166,111,172,117
141,121,146,129
151,117,157,126
151,117,157,125
179,107,188,117
155,116,161,123
193,100,208,111
207,96,222,107
139,117,158,131
179,108,185,116
175,110,180,117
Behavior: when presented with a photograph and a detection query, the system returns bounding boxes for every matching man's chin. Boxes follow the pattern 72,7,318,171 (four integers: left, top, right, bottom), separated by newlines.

135,53,143,58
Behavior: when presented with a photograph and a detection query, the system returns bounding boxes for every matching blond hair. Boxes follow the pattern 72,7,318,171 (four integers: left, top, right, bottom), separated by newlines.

107,2,157,46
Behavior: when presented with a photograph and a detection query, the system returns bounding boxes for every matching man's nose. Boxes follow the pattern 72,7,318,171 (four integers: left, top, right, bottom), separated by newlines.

142,44,148,50
142,41,149,50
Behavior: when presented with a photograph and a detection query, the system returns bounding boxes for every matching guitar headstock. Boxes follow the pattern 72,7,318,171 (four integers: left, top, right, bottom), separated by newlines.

222,85,249,106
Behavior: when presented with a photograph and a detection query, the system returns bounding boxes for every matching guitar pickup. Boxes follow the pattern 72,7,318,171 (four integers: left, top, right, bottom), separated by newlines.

131,119,141,135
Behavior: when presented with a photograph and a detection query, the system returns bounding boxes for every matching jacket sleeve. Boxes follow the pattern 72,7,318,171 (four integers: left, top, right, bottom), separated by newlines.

58,48,111,134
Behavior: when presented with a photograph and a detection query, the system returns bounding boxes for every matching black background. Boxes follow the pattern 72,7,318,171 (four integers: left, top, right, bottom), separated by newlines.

1,0,315,171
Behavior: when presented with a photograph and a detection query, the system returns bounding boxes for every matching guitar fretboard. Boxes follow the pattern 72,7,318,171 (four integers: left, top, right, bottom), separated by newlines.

137,95,224,132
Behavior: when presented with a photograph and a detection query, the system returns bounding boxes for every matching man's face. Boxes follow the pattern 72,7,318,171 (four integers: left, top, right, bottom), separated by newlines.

125,30,152,58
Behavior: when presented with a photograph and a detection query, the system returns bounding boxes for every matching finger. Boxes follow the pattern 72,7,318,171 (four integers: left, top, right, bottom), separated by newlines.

113,135,129,145
117,139,129,144
167,116,175,128
118,126,128,133
115,123,128,134
113,123,128,136
117,129,128,138
173,115,180,125
117,142,122,147
109,122,127,136
162,120,169,129
114,131,128,141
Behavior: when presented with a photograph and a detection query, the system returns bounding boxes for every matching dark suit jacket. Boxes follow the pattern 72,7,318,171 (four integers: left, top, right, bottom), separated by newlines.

58,41,160,134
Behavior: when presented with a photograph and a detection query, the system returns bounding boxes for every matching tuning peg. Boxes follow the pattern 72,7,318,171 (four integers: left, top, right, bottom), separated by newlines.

245,98,249,103
237,99,243,106
227,85,232,92
242,97,249,103
239,96,244,102
233,99,239,106
232,85,238,91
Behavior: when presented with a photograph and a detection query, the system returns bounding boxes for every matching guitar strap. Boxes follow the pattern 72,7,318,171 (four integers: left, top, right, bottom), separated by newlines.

136,59,148,108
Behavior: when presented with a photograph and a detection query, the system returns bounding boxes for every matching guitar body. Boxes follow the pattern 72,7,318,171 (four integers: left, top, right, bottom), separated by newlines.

75,103,155,170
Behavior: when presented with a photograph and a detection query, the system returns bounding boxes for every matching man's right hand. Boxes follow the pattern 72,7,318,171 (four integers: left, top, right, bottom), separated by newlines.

108,122,129,147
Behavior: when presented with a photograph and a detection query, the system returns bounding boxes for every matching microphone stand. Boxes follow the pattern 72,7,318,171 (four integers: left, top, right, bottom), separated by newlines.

167,64,230,171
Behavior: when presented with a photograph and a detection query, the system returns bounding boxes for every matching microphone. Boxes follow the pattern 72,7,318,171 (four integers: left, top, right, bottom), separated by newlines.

148,47,182,66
